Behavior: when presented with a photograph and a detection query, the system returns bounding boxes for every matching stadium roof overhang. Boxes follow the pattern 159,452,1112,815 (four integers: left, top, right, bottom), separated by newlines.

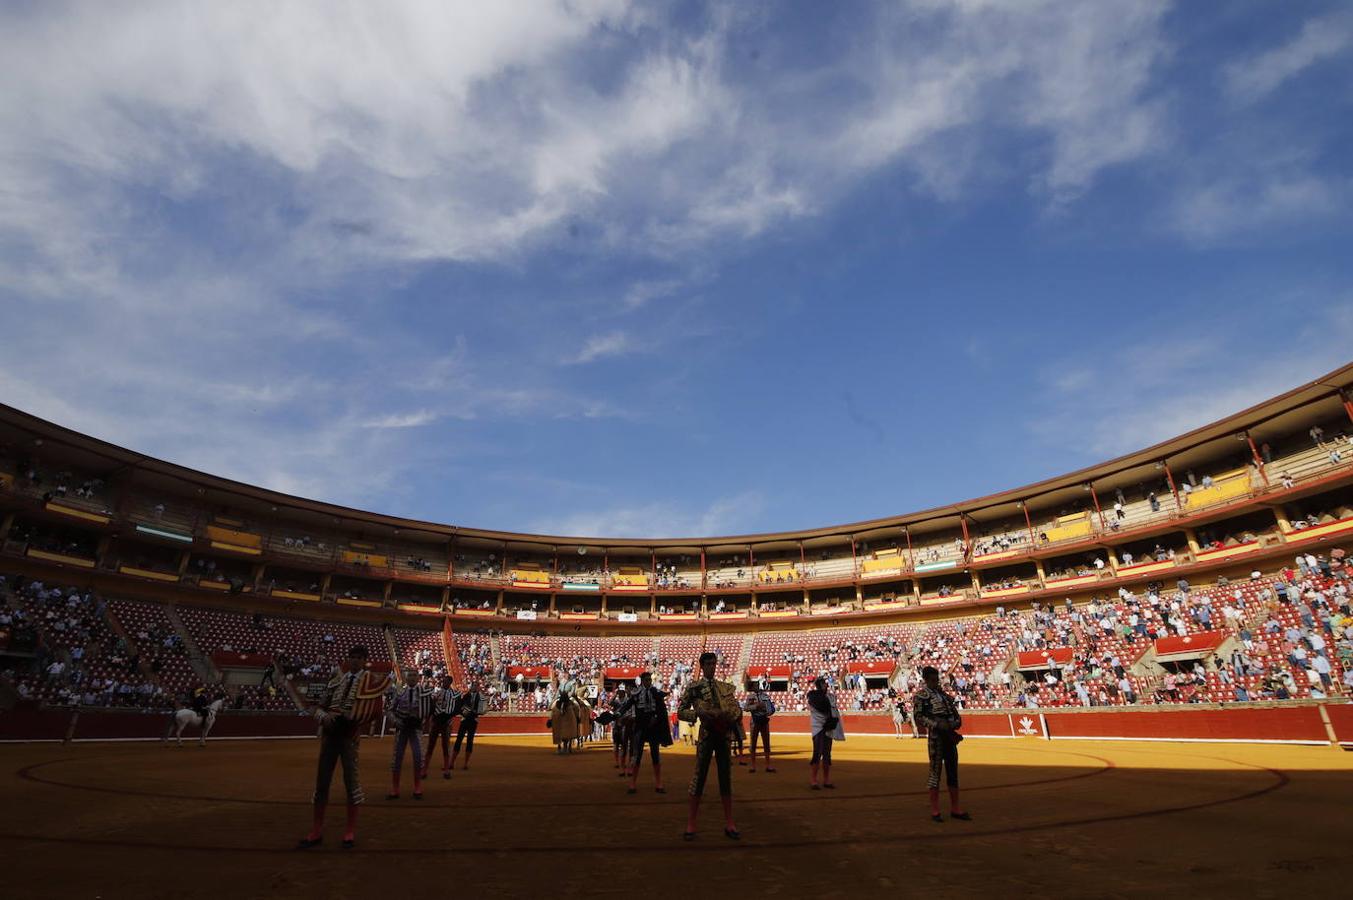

1,362,1350,547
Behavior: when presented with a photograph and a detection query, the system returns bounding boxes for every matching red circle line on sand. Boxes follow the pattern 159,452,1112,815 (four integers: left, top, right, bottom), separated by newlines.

13,746,1116,809
0,748,1291,853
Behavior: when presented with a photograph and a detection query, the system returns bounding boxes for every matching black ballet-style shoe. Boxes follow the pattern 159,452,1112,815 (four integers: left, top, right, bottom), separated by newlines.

341,837,355,850
442,771,451,780
724,828,740,840
412,792,423,801
823,783,836,790
655,786,666,794
682,831,696,841
931,814,944,823
626,787,637,794
295,836,322,850
951,811,972,821
385,793,399,800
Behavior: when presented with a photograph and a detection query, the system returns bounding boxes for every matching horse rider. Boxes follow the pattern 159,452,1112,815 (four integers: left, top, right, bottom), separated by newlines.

189,686,211,726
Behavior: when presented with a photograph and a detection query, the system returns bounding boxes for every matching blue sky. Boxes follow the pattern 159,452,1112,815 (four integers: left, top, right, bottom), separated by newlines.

1,0,1351,538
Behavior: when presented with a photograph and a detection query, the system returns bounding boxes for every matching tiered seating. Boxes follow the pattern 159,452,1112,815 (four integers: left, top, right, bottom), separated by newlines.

498,634,651,681
653,635,744,690
706,561,752,589
1179,468,1256,512
970,526,1031,559
12,581,166,708
1107,489,1180,533
179,605,388,675
124,493,198,539
452,550,504,583
392,626,446,675
450,630,495,682
264,525,335,567
1271,439,1353,486
510,564,553,588
757,561,802,585
107,597,197,699
911,536,965,568
747,625,914,711
1036,512,1095,546
393,544,447,578
611,567,651,590
651,563,697,591
812,554,860,581
6,549,1348,716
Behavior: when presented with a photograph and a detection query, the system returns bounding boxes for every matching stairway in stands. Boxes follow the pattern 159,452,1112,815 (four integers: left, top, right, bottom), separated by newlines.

271,652,309,711
442,618,467,685
381,624,400,671
164,604,219,686
489,632,502,673
102,604,155,682
734,633,754,685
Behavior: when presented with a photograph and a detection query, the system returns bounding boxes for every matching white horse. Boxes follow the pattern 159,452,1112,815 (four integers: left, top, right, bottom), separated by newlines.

168,698,225,746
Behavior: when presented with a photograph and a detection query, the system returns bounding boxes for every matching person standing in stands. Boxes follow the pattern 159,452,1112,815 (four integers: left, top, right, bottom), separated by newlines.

386,669,433,800
298,645,391,850
422,675,460,780
744,687,777,772
450,679,487,771
678,651,742,840
913,666,969,823
806,677,844,789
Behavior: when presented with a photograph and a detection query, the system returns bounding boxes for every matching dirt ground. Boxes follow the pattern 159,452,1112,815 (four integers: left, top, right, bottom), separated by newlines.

1,732,1349,899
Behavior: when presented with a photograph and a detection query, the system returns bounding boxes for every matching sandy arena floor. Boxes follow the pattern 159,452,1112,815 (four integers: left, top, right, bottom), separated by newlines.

1,732,1350,898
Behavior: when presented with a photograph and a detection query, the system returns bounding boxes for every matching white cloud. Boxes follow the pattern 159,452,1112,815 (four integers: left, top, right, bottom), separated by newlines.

362,410,439,429
566,331,638,365
1029,302,1353,459
0,1,1180,288
0,1,1220,523
529,491,765,539
1225,12,1353,103
1170,173,1349,243
621,279,683,311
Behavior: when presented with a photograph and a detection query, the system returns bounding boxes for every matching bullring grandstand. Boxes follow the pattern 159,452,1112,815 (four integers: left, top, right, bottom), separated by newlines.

2,367,1353,894
5,4,1353,896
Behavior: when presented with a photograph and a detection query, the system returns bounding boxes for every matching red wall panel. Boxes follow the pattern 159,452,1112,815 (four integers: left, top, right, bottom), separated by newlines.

1323,703,1353,743
1042,705,1328,743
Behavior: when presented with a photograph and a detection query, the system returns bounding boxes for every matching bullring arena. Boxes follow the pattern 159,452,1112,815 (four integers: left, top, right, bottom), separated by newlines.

4,366,1353,897
2,735,1350,897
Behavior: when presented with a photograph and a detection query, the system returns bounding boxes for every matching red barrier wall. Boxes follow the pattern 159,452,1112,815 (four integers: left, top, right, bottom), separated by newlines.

1041,705,1329,743
6,704,1346,744
0,708,73,741
0,708,321,742
956,713,1020,737
1323,703,1353,744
